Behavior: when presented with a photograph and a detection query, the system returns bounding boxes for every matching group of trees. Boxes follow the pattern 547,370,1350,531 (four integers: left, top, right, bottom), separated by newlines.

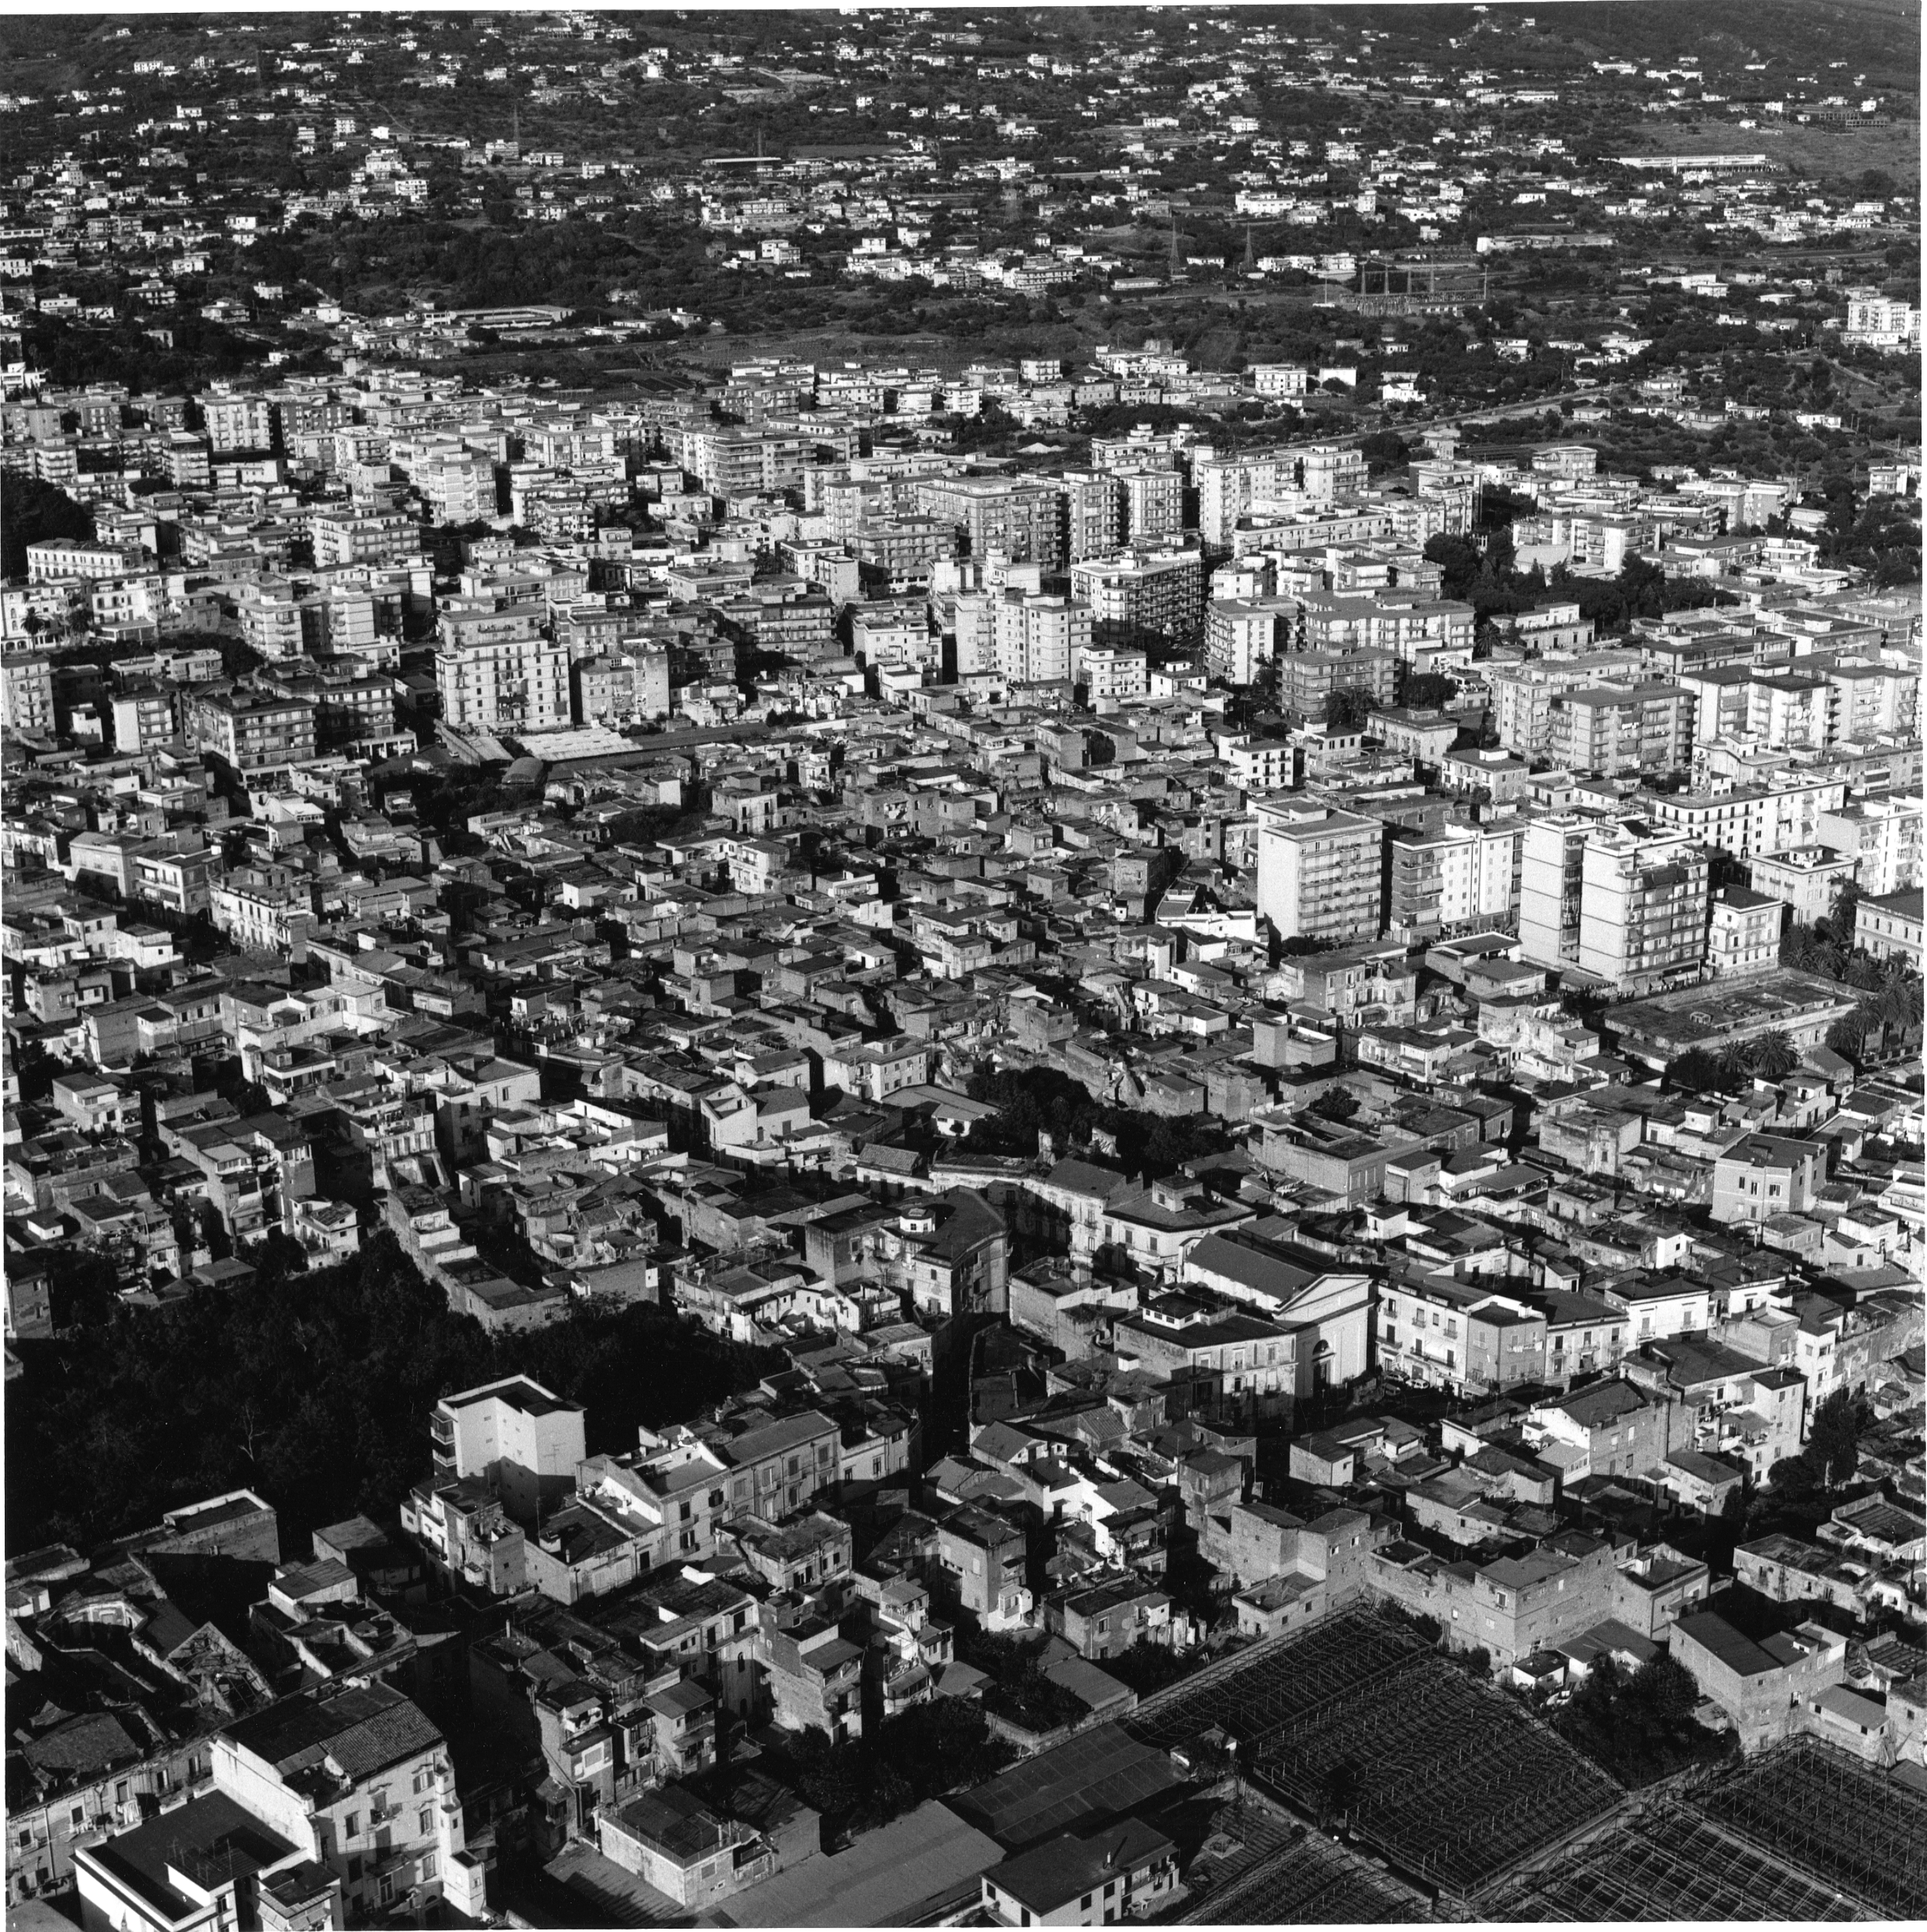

962,1065,1228,1181
1769,1388,1873,1497
5,1232,779,1553
1776,882,1925,1068
1664,1027,1799,1097
760,1697,1014,1835
954,1628,1090,1734
1551,1652,1735,1786
1,472,96,579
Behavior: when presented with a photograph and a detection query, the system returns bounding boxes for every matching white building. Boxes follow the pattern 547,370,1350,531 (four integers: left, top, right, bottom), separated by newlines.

1255,801,1384,943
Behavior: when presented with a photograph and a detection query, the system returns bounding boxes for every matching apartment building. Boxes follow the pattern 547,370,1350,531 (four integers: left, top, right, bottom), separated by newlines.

1815,797,1922,896
25,538,146,583
1710,1134,1827,1225
1576,823,1710,994
1486,651,1642,757
1548,684,1693,776
1205,598,1282,685
1121,467,1184,545
190,691,318,774
1298,592,1475,664
1746,844,1860,925
1070,549,1205,640
200,392,274,451
1255,801,1385,943
1706,886,1782,978
431,1377,587,1524
1377,1280,1548,1396
311,509,419,569
109,684,180,751
914,475,1065,565
991,588,1091,685
1053,470,1126,561
207,1683,474,1923
3,652,56,734
1073,641,1148,703
1277,647,1397,721
1648,776,1846,862
576,643,671,724
679,426,808,496
1517,813,1594,973
436,620,572,734
210,863,316,956
1855,886,1923,966
1385,820,1523,945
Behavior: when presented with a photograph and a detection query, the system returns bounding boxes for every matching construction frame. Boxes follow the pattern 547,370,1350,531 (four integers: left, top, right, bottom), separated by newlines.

1697,1737,1927,1919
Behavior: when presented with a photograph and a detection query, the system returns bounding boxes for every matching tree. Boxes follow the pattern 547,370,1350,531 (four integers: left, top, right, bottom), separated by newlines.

1806,1388,1867,1489
1311,1086,1360,1124
1403,671,1459,711
1358,429,1409,475
1665,1046,1744,1097
1323,686,1374,732
1,474,95,579
1752,1029,1799,1080
4,1232,780,1552
1626,1656,1700,1728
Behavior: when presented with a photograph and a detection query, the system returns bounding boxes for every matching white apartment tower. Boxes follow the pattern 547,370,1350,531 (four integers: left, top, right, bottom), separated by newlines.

992,589,1091,685
1518,814,1594,973
1255,801,1385,944
1576,824,1711,994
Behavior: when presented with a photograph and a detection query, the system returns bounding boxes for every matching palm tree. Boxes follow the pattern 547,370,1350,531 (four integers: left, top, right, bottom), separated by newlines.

1753,1029,1798,1080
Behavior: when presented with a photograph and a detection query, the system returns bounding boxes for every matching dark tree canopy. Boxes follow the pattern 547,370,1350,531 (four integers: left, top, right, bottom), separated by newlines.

5,1231,779,1552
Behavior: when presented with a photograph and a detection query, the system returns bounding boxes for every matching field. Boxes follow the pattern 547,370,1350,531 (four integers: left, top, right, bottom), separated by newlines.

1613,116,1921,190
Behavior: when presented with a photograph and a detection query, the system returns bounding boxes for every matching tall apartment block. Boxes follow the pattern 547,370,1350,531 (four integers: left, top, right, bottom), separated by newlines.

435,605,572,734
1255,801,1385,944
1577,824,1710,994
914,475,1065,567
1053,471,1126,561
1518,814,1595,973
431,1377,587,1524
1069,549,1205,641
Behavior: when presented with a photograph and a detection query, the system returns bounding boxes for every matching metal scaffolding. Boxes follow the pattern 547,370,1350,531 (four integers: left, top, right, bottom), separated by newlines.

1500,1807,1863,1921
1183,1826,1427,1927
1125,1609,1426,1753
1696,1737,1927,1920
1251,1656,1622,1899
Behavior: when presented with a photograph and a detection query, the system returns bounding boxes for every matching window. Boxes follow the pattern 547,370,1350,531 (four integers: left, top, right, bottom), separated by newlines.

69,1807,85,1830
344,1814,359,1839
420,1807,433,1835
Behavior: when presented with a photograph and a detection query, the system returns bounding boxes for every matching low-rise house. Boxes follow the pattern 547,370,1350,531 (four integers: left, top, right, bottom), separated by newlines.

1670,1611,1848,1751
981,1819,1179,1928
